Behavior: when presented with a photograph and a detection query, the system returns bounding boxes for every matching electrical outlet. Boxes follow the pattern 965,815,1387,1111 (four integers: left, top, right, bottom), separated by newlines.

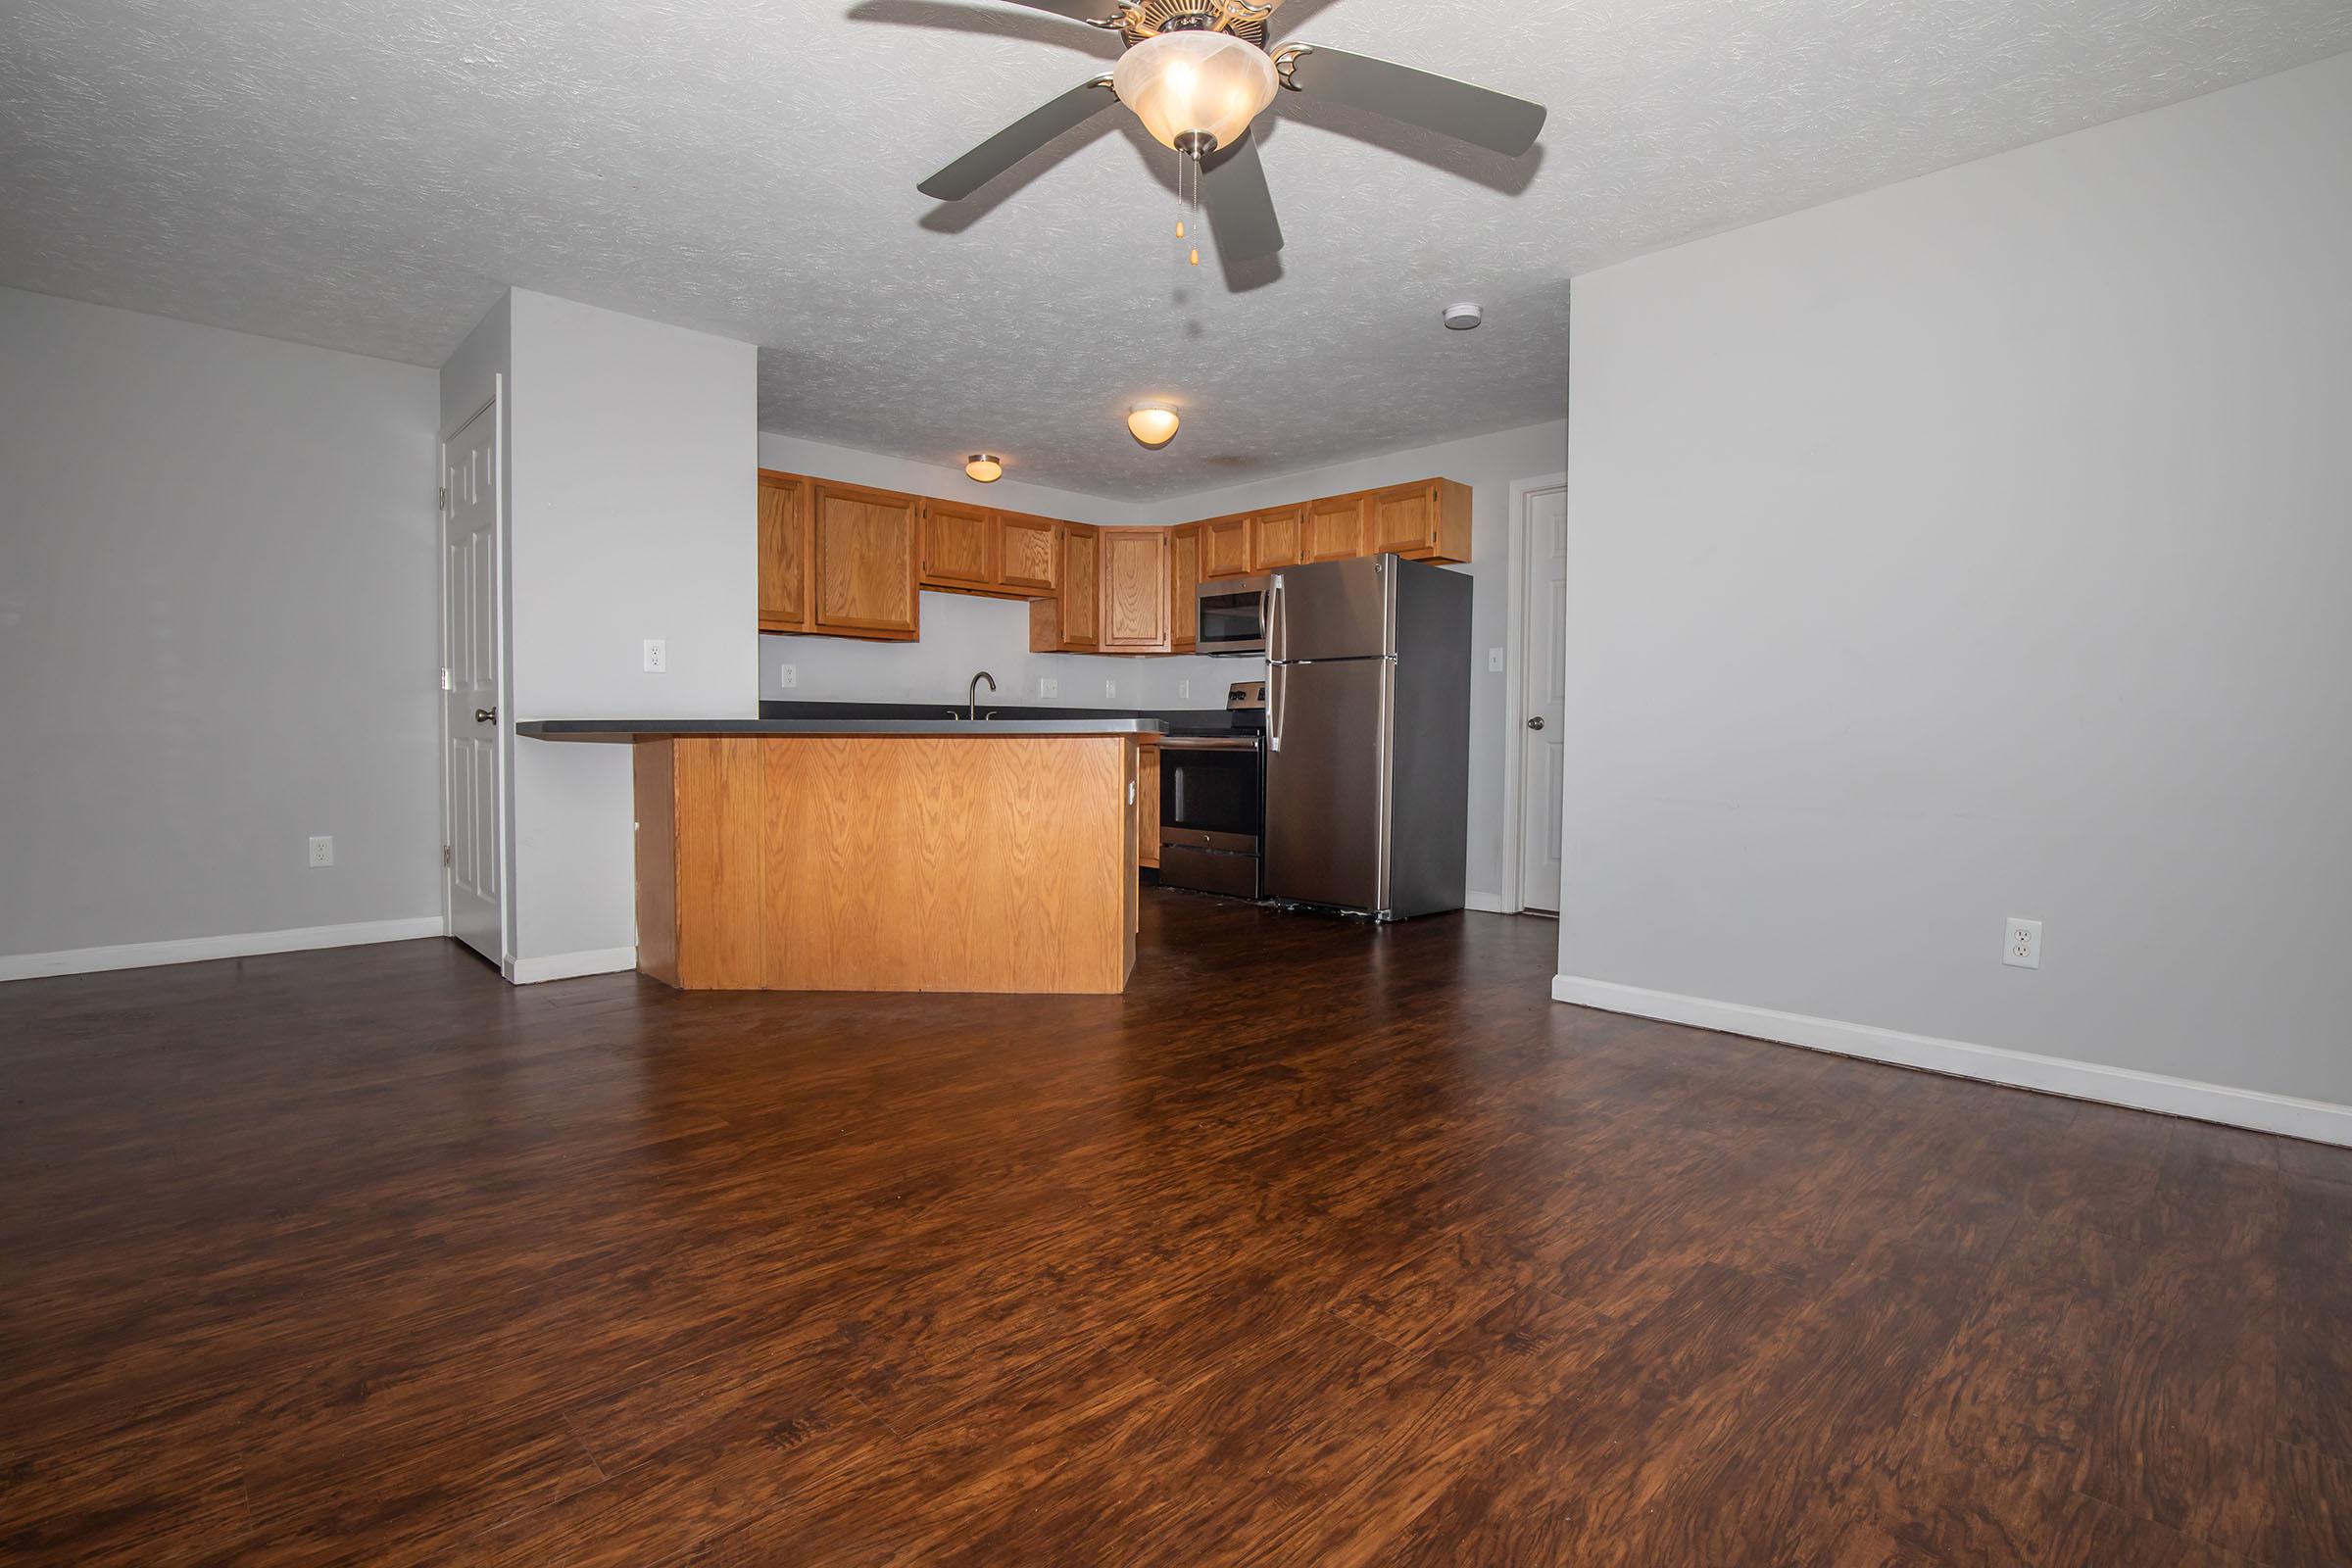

1178,679,1191,700
308,835,335,868
1105,679,1117,699
776,662,797,689
1039,676,1058,699
2003,917,2042,969
1488,646,1504,673
642,638,666,673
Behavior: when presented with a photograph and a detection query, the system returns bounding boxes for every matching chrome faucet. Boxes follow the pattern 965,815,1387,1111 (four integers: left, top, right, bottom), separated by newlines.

966,670,997,720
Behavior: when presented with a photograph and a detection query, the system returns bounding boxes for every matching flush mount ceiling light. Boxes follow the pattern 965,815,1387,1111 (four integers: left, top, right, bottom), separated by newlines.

1127,403,1181,447
964,453,1004,482
914,0,1549,265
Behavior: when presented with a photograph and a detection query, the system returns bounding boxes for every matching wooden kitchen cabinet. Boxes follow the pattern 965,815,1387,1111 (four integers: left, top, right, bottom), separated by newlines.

811,481,920,640
919,500,998,592
1100,526,1170,652
1304,492,1370,563
757,469,809,633
1368,479,1473,563
1031,521,1101,652
1137,739,1160,871
1200,514,1253,579
1000,514,1059,593
1168,523,1200,653
1249,506,1307,571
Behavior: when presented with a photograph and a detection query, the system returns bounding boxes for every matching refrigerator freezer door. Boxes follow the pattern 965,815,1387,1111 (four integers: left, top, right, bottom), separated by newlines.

1269,556,1394,663
1265,658,1392,911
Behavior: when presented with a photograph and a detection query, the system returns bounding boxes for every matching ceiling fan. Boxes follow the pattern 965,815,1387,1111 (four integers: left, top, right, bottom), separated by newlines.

916,0,1547,261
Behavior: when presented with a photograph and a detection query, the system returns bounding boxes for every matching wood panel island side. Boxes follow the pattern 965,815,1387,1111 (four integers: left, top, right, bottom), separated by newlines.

517,719,1154,994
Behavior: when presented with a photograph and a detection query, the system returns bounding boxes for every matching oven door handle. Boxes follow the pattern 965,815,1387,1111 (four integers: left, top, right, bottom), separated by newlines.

1155,736,1264,751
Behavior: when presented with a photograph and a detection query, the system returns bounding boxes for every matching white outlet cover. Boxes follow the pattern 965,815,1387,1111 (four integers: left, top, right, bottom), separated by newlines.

1039,677,1058,699
308,834,334,867
1178,679,1191,699
1105,679,1117,699
642,638,666,672
777,662,797,689
2003,917,2043,969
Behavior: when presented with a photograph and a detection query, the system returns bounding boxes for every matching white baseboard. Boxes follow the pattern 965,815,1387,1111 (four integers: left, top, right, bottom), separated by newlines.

1550,974,2352,1149
0,915,446,984
1464,892,1510,913
505,947,638,985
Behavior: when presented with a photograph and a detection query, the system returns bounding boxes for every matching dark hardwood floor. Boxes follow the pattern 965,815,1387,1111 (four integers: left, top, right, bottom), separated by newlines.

3,890,2347,1566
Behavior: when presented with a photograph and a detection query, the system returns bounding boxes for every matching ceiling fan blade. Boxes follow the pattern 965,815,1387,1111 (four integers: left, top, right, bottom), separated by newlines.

1276,44,1546,158
991,0,1120,17
917,75,1119,201
1202,128,1283,261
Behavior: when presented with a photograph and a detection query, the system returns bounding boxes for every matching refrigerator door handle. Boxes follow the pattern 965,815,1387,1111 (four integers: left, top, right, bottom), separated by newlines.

1268,663,1284,753
1267,571,1286,664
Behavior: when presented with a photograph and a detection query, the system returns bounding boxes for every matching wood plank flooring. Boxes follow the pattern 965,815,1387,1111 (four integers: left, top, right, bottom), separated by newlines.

2,890,2346,1565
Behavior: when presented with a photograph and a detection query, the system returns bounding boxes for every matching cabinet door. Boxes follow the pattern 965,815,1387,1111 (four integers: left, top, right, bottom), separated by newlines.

1201,514,1252,578
1305,493,1369,563
811,482,920,638
757,470,809,632
920,500,998,590
1168,524,1200,652
1250,506,1306,571
1368,482,1439,558
1000,514,1059,593
1100,527,1169,651
1061,525,1100,649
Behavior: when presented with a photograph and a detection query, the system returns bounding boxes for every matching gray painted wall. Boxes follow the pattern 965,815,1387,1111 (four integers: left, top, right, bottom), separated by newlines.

1560,51,2352,1105
505,289,759,967
0,286,442,959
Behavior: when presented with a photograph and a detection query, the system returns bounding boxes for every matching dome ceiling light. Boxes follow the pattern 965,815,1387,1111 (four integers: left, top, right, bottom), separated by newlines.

1126,403,1181,448
964,454,1005,482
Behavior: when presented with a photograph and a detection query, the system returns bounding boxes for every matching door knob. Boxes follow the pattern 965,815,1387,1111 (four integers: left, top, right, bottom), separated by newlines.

1526,715,1544,730
474,707,497,724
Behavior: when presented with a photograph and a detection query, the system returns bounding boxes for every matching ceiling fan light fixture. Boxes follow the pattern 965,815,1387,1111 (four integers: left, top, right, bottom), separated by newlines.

964,453,1004,483
1110,30,1278,155
1127,403,1181,447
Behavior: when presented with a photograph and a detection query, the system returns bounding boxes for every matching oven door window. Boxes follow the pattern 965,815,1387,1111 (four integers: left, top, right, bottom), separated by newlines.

1197,590,1265,649
1163,750,1261,837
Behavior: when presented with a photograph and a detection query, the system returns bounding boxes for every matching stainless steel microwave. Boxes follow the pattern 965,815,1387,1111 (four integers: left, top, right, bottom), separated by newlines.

1195,574,1272,656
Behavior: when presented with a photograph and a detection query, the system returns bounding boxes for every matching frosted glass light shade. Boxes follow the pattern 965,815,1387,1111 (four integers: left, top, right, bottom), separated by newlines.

1111,31,1277,153
1127,404,1180,446
964,454,1004,482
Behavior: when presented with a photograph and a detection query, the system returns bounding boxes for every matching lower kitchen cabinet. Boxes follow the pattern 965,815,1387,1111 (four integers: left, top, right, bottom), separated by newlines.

1138,739,1160,871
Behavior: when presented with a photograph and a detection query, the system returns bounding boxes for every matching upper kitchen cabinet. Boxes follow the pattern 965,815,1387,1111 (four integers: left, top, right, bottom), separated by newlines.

1200,514,1252,579
919,499,998,593
1100,526,1170,652
999,514,1059,594
810,480,920,640
1168,523,1200,653
1249,506,1307,572
1304,493,1370,563
1030,521,1101,653
757,469,810,634
1368,479,1473,563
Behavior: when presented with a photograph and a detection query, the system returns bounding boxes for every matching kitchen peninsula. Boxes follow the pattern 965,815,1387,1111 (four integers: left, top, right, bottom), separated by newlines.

518,717,1161,994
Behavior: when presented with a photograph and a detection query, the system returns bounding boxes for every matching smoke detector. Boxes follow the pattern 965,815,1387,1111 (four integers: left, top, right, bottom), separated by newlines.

1443,302,1484,330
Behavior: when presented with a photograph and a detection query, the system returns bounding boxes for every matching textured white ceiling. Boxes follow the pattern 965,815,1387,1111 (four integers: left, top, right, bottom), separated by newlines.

3,1,2346,498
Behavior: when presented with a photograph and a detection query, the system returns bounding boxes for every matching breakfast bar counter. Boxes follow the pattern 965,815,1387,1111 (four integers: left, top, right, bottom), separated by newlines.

520,719,1160,994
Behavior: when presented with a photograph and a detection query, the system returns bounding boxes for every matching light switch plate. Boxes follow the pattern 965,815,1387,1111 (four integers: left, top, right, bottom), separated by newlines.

1178,679,1191,699
1039,677,1058,699
1488,646,1504,673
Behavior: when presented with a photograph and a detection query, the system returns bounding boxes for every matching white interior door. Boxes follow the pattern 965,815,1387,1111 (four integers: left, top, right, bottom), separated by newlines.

1517,484,1568,913
441,400,503,962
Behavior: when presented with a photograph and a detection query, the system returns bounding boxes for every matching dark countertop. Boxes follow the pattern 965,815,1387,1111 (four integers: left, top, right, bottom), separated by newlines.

518,716,1167,742
758,700,1252,737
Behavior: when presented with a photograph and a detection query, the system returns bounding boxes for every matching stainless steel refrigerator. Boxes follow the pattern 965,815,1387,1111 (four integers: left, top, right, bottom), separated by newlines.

1262,554,1472,918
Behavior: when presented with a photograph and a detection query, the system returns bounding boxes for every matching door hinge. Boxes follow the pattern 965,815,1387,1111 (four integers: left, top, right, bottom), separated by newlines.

439,665,452,691
438,484,449,512
442,845,453,867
